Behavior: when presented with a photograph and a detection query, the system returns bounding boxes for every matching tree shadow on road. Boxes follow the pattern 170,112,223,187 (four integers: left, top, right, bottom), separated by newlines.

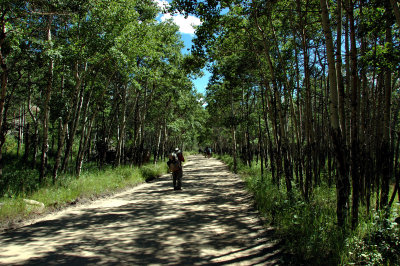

0,155,283,265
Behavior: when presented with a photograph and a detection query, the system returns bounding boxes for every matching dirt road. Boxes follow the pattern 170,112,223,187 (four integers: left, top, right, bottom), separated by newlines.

0,155,281,265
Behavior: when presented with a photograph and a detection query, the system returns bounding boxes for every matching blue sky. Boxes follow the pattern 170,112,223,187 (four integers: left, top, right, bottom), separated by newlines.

180,35,211,96
154,0,211,95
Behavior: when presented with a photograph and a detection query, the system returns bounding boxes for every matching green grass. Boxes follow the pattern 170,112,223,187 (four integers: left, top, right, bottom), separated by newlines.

216,154,400,265
341,205,400,265
0,162,168,228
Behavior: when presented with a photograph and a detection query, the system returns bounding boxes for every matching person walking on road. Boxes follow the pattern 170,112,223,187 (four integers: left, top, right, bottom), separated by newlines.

167,148,185,190
206,147,212,158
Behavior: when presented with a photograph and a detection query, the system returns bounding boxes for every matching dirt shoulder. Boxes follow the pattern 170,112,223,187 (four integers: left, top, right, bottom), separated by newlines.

0,155,282,265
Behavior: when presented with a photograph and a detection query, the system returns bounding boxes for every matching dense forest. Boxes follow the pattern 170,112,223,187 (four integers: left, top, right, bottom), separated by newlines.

1,0,400,263
171,0,400,227
0,0,205,193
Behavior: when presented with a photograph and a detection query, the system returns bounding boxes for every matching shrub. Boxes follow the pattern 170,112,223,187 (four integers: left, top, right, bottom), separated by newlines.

343,209,400,265
0,161,168,228
217,154,344,264
0,168,40,198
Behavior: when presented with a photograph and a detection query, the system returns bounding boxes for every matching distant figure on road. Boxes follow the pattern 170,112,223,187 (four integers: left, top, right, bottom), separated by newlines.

167,148,185,190
206,147,212,158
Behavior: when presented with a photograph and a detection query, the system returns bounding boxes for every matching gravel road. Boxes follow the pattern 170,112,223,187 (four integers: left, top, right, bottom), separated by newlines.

0,155,282,265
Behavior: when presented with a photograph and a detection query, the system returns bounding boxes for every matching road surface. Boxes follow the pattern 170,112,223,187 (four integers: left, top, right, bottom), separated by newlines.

0,155,282,265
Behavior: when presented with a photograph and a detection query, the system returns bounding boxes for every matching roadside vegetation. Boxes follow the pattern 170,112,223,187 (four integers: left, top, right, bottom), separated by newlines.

0,157,167,230
217,154,400,265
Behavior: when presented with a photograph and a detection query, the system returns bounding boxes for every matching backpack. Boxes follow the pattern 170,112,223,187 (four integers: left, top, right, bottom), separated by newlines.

168,153,181,172
177,152,185,162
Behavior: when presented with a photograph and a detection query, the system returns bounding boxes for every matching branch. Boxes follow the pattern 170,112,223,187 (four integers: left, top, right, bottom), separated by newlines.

28,11,74,16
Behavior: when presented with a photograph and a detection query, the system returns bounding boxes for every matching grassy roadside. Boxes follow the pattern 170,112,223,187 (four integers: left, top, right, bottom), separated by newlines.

216,154,400,265
0,162,167,230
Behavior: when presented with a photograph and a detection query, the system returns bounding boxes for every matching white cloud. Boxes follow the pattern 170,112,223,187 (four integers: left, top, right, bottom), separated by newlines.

154,0,169,10
161,13,201,35
153,0,201,35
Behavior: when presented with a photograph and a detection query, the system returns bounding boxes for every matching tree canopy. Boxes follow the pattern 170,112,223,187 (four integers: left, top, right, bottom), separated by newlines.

170,0,400,230
0,0,206,188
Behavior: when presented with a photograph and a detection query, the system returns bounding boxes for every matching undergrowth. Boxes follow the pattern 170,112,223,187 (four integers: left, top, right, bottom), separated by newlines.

0,162,167,228
216,154,400,265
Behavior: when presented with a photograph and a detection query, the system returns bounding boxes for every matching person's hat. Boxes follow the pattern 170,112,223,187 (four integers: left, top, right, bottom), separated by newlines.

175,148,179,151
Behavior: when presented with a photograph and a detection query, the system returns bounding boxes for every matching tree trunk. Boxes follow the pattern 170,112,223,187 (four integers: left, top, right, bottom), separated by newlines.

154,125,162,164
380,6,393,209
75,89,92,176
297,0,312,200
389,0,400,27
230,87,237,174
39,16,54,183
115,83,127,166
254,11,291,192
258,114,264,178
16,107,22,157
76,108,96,177
53,118,68,183
53,67,86,181
0,11,9,178
348,1,360,228
61,63,86,172
336,0,347,140
320,0,350,227
23,122,30,162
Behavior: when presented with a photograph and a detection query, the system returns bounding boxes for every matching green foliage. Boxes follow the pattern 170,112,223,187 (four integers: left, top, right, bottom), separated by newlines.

0,0,204,186
0,154,40,198
0,162,167,227
0,198,26,223
216,154,246,172
0,168,40,198
217,154,400,265
244,173,342,264
140,163,167,181
31,166,144,206
343,208,400,265
2,136,18,155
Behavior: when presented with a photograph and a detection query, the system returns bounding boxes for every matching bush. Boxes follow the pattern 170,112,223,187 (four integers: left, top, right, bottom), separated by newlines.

0,161,168,228
140,163,167,181
215,154,246,173
217,154,344,264
3,136,18,155
218,153,400,265
0,168,40,198
343,209,400,265
244,173,342,264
